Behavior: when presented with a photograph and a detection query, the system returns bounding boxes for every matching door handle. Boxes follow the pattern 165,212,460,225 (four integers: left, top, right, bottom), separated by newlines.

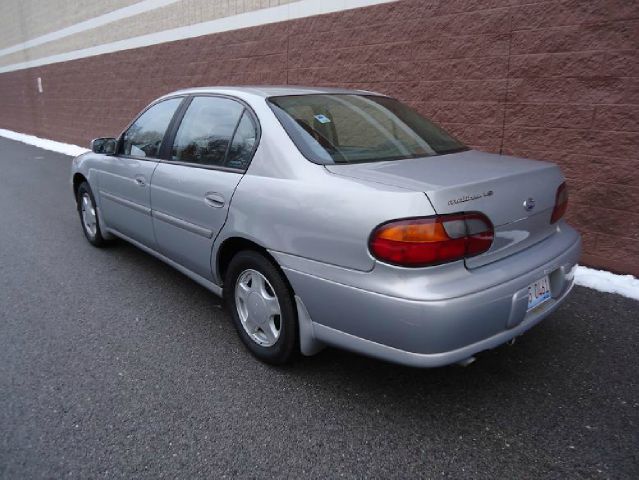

134,175,146,186
204,192,225,208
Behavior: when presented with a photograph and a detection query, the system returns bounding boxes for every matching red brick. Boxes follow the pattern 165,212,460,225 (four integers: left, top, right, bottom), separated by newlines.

441,123,503,150
288,32,510,70
397,57,507,81
411,33,511,60
289,8,510,52
511,0,639,31
415,101,504,125
288,43,412,69
427,8,512,36
592,155,639,187
593,105,639,132
433,0,512,15
504,150,639,188
596,232,639,260
605,49,639,77
580,253,639,275
505,104,594,129
417,79,507,102
504,125,639,157
290,57,508,85
509,51,613,79
569,205,639,240
579,231,598,253
288,63,398,84
510,20,639,55
571,181,639,212
508,77,639,105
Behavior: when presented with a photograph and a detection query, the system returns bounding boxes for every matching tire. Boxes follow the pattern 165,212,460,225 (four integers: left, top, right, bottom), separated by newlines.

76,181,108,247
224,250,299,365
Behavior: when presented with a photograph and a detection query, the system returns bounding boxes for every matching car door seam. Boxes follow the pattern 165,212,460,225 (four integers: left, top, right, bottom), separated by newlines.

209,173,246,283
148,159,162,246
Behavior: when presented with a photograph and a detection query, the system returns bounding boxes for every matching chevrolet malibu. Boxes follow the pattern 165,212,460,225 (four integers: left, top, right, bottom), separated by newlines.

71,86,581,367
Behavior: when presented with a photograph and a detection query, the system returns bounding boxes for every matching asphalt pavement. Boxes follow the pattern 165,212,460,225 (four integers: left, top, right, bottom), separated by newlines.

0,137,637,479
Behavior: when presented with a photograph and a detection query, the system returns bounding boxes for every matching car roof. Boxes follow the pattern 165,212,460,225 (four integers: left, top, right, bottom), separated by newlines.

163,85,385,98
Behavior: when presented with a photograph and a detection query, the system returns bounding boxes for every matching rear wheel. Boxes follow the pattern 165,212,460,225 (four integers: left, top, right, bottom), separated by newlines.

76,182,108,247
224,250,298,365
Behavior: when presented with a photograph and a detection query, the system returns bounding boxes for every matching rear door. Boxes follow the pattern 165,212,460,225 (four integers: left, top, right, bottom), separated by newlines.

97,97,183,247
150,95,259,280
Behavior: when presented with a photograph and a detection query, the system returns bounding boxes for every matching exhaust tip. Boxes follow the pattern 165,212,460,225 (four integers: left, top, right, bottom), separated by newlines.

457,356,476,367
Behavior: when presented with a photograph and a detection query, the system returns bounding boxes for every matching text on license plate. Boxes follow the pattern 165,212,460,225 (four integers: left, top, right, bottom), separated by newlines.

527,275,551,311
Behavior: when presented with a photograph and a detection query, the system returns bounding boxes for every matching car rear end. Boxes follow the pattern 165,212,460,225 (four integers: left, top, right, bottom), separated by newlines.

265,91,581,367
278,183,580,367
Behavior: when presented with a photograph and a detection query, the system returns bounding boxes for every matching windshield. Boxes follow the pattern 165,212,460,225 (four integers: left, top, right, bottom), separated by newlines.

268,94,467,164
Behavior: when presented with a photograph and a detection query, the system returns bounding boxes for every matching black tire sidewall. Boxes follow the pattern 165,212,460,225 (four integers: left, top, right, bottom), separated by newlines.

77,182,106,247
224,250,298,365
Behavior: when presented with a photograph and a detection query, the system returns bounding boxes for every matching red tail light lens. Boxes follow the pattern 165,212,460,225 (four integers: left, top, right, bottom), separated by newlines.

550,182,568,224
369,213,494,267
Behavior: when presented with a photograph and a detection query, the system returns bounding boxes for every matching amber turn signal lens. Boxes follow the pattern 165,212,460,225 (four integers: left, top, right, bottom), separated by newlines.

369,213,494,267
375,220,450,243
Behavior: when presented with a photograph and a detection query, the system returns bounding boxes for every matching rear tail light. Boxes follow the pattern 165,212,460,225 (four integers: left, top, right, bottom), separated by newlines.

550,182,568,224
369,213,494,267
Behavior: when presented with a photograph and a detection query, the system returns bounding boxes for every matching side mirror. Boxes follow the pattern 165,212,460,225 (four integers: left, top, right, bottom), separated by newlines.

91,137,117,155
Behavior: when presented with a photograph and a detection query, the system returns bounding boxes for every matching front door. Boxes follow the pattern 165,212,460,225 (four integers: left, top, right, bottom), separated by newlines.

150,95,259,280
98,97,183,247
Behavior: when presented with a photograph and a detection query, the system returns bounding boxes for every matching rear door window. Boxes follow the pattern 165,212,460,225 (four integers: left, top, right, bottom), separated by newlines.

170,96,245,167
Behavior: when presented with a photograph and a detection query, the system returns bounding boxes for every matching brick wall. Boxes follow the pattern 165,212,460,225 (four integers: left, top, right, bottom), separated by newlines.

0,0,637,275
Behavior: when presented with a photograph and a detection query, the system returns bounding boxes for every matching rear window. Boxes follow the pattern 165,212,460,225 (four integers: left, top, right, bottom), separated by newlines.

268,94,467,164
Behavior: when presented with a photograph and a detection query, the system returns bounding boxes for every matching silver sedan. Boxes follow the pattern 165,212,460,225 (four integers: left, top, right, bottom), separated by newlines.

71,86,581,367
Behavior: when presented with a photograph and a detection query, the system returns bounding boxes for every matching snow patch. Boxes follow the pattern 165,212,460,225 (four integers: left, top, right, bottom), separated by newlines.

575,266,639,301
0,128,89,157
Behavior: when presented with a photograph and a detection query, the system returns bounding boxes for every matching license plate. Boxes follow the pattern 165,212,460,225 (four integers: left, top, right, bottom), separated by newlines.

527,275,551,311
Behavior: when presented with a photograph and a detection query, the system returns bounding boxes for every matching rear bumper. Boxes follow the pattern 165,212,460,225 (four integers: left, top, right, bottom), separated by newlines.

303,274,574,368
273,223,581,368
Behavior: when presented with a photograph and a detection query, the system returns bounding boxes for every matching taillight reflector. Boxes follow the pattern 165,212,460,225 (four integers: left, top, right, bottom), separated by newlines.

551,182,568,224
369,213,494,267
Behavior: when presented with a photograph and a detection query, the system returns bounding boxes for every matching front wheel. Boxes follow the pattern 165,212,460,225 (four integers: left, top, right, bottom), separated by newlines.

224,250,298,365
76,181,108,247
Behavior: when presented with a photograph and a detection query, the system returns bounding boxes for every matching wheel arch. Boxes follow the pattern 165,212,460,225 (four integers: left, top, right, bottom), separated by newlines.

72,172,88,199
216,236,278,287
215,235,325,357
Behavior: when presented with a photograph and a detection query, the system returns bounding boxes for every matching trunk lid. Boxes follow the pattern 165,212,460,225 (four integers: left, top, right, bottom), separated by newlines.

325,150,563,268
